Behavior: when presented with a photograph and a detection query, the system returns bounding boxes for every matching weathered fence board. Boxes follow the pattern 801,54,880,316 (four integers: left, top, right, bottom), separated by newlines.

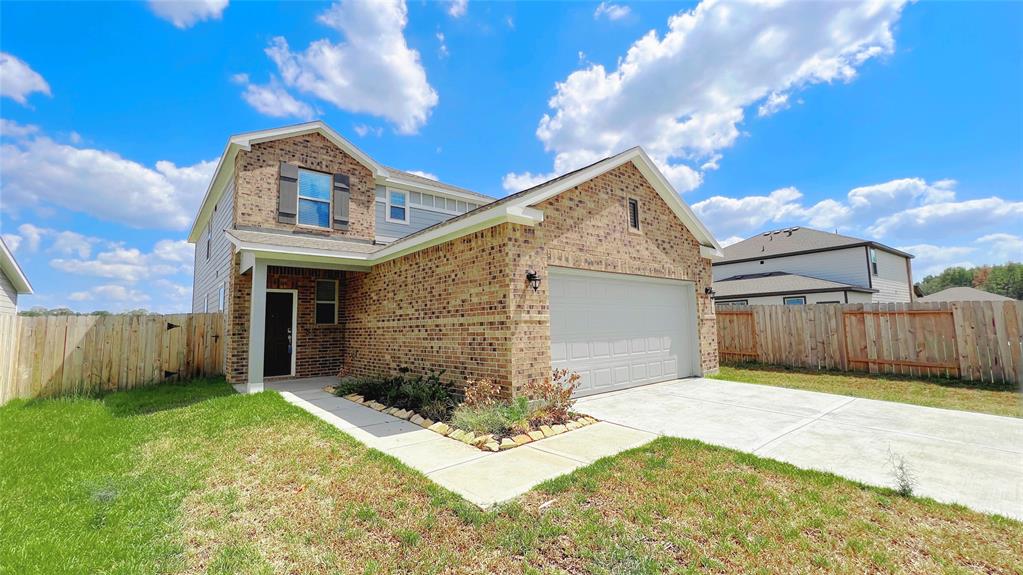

0,313,224,404
717,301,1023,386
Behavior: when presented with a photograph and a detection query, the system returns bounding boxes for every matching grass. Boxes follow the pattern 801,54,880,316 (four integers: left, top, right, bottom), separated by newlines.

711,364,1022,418
2,379,1020,574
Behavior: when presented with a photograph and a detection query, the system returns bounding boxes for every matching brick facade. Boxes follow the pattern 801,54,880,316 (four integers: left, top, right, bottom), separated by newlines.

234,133,376,241
222,149,719,392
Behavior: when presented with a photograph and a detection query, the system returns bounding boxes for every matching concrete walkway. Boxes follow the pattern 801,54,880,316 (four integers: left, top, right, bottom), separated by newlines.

575,377,1023,519
241,377,655,508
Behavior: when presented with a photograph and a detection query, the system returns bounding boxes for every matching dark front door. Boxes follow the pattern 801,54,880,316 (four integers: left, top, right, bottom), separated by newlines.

264,291,294,377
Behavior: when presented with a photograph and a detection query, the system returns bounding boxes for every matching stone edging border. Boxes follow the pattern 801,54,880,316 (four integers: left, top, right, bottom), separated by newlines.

323,386,599,452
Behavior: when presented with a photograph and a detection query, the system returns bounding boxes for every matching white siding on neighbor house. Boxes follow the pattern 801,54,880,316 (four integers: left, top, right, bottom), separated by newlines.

191,178,235,313
374,185,478,241
0,270,17,314
716,290,873,307
713,246,871,288
870,248,912,303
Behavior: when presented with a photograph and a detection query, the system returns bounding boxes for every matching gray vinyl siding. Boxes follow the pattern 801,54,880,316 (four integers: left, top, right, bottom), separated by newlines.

0,271,17,314
191,178,235,313
871,249,912,303
375,202,456,240
713,247,871,288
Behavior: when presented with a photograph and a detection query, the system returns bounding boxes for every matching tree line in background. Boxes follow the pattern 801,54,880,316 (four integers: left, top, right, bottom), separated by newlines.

916,262,1022,300
19,307,156,317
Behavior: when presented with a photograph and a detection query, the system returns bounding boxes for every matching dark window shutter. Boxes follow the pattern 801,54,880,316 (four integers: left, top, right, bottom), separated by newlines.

332,173,350,231
278,162,298,224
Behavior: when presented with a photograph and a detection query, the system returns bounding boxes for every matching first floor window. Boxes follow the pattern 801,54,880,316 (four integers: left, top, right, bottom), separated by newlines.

783,296,806,305
387,189,408,223
298,169,332,228
203,294,209,313
716,300,748,307
315,280,338,324
218,283,226,311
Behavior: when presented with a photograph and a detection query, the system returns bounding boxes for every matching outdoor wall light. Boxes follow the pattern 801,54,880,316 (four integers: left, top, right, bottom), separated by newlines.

526,269,542,292
705,286,716,297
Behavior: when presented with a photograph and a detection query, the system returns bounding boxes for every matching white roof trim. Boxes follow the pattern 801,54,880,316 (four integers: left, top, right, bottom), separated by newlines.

0,237,33,294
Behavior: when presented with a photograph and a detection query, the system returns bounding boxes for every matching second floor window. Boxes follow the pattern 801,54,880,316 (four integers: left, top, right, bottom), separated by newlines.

298,169,332,228
387,189,409,223
870,247,879,275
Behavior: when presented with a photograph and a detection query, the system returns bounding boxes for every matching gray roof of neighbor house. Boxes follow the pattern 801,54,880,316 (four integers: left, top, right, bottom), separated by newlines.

716,227,913,265
918,286,1014,302
714,271,876,299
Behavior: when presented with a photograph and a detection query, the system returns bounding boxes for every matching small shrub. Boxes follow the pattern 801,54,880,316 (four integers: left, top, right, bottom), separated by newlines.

418,399,451,422
451,403,512,436
887,448,916,497
333,368,452,414
524,368,581,423
463,378,501,408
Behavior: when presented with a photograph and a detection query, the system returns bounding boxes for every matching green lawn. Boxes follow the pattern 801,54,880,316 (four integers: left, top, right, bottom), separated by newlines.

2,380,1020,574
711,364,1022,418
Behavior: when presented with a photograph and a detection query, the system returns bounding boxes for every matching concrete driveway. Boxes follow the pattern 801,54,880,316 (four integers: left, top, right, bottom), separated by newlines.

575,377,1023,519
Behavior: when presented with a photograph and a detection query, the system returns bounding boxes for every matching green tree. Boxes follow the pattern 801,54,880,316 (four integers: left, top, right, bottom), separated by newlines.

918,266,974,295
983,262,1023,299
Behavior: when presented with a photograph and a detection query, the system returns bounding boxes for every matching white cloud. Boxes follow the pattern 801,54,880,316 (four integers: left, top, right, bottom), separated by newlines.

436,32,449,58
899,234,1023,277
353,124,383,137
69,284,150,304
868,197,1023,240
148,0,228,29
757,92,790,117
1,235,20,253
238,78,316,120
8,223,46,253
594,2,630,21
506,0,907,193
0,118,39,137
405,170,438,180
255,0,438,134
1,129,216,230
692,186,832,239
51,239,193,283
0,53,51,105
447,0,468,18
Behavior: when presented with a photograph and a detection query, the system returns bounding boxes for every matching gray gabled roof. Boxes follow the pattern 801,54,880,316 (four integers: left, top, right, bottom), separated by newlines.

918,286,1014,302
717,227,912,264
713,271,875,299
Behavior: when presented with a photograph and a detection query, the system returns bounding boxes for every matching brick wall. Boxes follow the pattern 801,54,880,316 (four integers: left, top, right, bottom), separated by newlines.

225,258,344,383
340,226,516,394
506,161,719,392
233,132,376,241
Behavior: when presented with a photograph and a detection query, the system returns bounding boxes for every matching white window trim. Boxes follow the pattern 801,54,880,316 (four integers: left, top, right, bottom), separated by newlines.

315,279,339,324
297,168,333,230
203,293,209,313
783,296,807,305
385,188,410,224
266,288,298,377
218,282,226,311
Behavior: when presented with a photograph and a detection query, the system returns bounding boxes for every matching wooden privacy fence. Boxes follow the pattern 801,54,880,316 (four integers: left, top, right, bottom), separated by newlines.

716,302,1023,386
0,313,224,404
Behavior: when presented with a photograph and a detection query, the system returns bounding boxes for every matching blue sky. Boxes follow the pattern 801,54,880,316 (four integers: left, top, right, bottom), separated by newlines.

1,0,1020,312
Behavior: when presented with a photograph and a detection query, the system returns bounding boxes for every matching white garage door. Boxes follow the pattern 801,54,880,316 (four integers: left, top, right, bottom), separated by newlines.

549,268,698,397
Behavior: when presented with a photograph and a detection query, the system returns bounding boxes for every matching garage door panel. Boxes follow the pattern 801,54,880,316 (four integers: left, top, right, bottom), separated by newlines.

550,268,696,397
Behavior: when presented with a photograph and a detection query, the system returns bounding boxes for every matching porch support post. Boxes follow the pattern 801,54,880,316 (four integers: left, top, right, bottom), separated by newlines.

246,259,267,393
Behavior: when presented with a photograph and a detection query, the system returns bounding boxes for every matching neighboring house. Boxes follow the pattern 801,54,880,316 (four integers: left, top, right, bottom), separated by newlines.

712,227,914,306
0,238,33,314
188,121,723,398
918,286,1015,302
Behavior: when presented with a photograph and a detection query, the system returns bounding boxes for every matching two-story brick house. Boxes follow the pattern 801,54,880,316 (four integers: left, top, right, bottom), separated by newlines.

189,122,723,398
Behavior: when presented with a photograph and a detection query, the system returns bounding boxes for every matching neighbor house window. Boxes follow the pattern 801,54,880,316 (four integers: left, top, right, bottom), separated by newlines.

870,247,879,275
315,280,337,324
205,223,212,260
386,189,409,223
716,300,748,307
203,294,209,313
783,296,806,305
298,169,332,228
627,198,640,230
218,283,226,311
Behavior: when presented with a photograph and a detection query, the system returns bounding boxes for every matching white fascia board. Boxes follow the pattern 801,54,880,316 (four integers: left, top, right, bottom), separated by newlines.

0,239,33,294
700,245,724,259
226,234,374,267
